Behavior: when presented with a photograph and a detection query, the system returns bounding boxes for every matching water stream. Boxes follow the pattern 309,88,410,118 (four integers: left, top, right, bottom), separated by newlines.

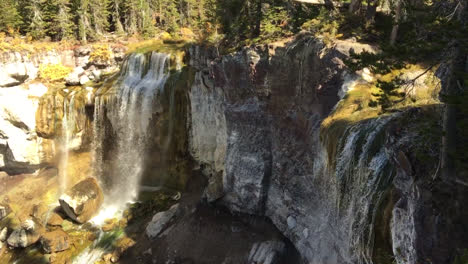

91,52,171,224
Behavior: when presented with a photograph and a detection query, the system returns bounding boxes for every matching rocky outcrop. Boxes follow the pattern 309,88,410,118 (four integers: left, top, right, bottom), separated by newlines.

0,50,75,87
0,46,124,88
59,177,104,224
0,84,53,174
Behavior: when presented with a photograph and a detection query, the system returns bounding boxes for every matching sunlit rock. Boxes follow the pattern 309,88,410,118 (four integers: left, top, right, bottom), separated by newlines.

145,204,179,239
79,75,90,85
59,177,104,224
40,229,70,253
65,67,85,86
0,227,8,242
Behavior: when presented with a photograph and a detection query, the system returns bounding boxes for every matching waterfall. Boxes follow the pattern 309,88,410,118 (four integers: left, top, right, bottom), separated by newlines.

59,92,76,195
91,52,170,223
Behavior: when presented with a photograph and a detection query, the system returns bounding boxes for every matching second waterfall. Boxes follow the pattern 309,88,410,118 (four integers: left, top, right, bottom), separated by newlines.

92,52,171,218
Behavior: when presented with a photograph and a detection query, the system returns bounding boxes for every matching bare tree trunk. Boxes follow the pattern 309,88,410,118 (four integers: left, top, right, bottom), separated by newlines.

440,3,468,180
365,0,378,24
390,0,401,45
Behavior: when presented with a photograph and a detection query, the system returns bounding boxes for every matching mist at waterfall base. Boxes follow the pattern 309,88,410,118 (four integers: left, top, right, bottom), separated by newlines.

89,52,172,226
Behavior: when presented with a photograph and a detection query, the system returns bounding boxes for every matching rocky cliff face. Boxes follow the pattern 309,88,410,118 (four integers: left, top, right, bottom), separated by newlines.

0,46,122,175
187,35,467,264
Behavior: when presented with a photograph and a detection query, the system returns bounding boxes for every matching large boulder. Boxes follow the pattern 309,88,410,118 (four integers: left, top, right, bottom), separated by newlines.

145,204,179,239
40,229,70,253
7,218,45,248
59,177,104,224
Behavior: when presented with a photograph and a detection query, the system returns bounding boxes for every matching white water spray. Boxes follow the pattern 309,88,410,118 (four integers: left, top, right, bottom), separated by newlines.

91,52,171,223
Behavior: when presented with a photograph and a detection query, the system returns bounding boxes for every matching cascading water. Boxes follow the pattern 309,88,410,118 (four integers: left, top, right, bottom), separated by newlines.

91,52,171,224
59,92,76,195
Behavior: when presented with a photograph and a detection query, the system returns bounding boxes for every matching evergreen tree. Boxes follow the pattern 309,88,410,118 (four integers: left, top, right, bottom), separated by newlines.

43,0,74,40
89,0,110,36
110,0,125,34
18,0,46,39
0,0,22,33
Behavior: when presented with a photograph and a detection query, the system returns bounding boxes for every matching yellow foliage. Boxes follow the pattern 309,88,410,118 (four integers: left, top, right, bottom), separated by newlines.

89,44,112,62
161,32,172,40
180,27,195,39
0,34,76,54
38,63,72,82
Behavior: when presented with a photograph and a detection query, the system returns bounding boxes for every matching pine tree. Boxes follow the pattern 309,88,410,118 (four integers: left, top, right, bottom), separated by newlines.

89,0,110,36
72,0,91,43
0,0,22,33
17,0,46,39
43,0,74,40
110,0,125,34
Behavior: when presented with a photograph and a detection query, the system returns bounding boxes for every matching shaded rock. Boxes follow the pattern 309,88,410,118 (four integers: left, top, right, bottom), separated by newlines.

59,177,104,224
247,240,286,264
7,218,45,248
145,204,179,239
0,227,8,241
40,229,70,253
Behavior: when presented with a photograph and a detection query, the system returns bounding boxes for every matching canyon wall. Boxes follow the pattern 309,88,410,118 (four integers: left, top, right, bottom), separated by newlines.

187,35,468,264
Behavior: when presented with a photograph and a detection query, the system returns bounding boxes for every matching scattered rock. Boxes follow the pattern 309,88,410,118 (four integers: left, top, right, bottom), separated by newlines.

0,227,8,241
65,67,85,86
59,177,104,224
47,213,64,227
247,240,286,264
0,205,10,220
40,229,70,253
7,218,45,248
145,204,179,239
74,46,92,57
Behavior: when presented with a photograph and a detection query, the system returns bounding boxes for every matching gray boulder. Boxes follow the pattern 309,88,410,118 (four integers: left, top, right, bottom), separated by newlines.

145,204,179,239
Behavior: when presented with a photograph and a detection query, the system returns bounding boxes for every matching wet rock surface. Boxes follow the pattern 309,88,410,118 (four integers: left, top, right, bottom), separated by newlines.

59,177,104,224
